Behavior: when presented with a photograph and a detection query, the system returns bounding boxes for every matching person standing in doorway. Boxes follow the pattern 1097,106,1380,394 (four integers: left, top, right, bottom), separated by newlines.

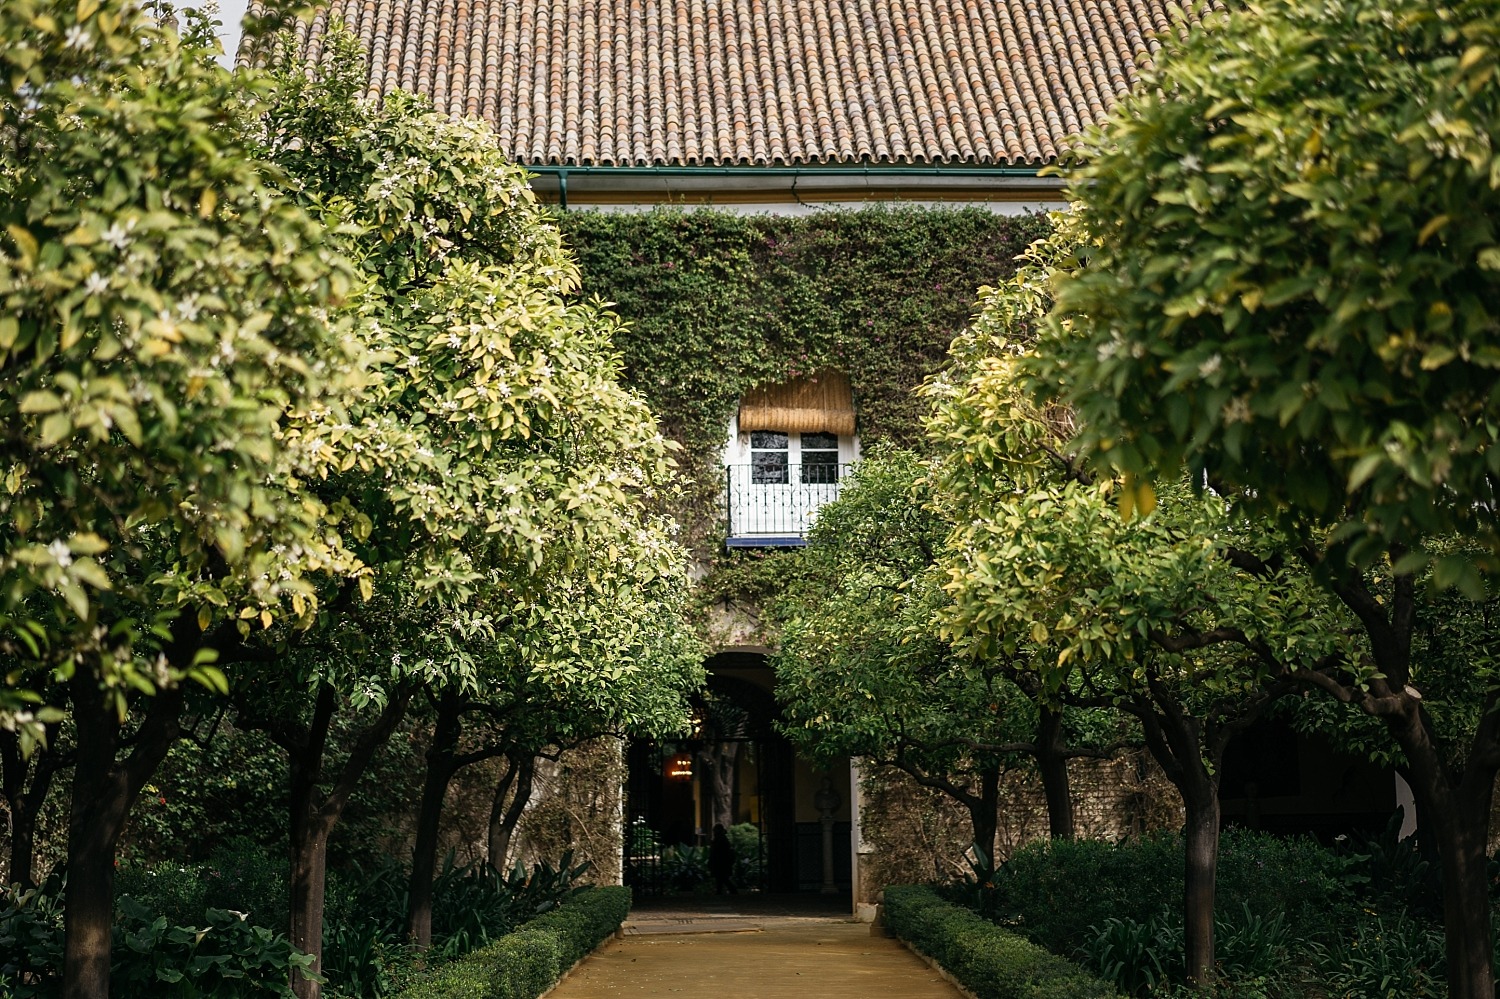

709,823,737,895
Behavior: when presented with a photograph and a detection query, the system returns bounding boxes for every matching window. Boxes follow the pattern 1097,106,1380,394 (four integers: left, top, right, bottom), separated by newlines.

799,432,840,484
750,431,790,484
727,372,860,544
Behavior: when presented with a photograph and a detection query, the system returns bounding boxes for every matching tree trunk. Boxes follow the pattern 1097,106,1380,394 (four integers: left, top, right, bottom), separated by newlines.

967,764,1000,865
487,752,534,872
62,677,183,999
405,694,462,949
698,741,743,833
2,728,65,890
288,811,332,999
1432,800,1494,999
62,686,121,999
286,694,332,999
1036,708,1075,839
1181,782,1220,989
282,682,412,999
1388,705,1497,999
1131,687,1222,990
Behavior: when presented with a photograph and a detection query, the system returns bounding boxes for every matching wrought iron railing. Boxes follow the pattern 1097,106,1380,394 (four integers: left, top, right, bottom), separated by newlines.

725,463,853,543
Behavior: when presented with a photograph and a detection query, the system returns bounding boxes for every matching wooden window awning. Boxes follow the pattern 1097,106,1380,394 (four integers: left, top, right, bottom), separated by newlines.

737,371,855,437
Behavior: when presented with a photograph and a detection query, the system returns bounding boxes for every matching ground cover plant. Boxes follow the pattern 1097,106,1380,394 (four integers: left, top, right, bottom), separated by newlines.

0,851,595,998
950,826,1489,997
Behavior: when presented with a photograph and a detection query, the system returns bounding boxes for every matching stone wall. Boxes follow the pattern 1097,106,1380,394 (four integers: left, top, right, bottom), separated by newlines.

511,739,626,886
855,751,1183,903
430,737,625,886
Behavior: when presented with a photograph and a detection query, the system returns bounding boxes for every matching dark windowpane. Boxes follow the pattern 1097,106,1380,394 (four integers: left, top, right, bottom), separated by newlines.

801,432,839,451
752,451,789,484
801,451,839,484
750,431,789,450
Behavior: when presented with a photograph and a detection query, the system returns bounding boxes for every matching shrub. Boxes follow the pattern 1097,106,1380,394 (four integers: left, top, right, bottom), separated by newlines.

392,886,630,999
116,837,289,932
1078,903,1293,997
977,831,1351,959
659,844,708,891
0,876,312,998
979,834,1181,953
726,822,764,888
1307,910,1447,999
884,885,1122,999
1079,913,1179,997
323,851,594,995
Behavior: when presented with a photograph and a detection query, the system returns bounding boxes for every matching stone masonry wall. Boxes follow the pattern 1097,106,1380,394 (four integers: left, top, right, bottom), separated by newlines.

857,750,1182,903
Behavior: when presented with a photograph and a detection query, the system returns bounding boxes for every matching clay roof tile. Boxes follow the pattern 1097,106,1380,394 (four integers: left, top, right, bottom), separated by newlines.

273,0,1214,167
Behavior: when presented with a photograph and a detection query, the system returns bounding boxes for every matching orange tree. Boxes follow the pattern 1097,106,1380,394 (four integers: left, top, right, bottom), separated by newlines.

236,39,701,996
927,227,1350,986
1027,1,1500,994
773,447,1122,861
0,4,366,996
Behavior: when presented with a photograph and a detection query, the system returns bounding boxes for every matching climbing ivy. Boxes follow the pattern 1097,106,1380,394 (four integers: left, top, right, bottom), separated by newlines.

558,207,1051,453
557,206,1050,581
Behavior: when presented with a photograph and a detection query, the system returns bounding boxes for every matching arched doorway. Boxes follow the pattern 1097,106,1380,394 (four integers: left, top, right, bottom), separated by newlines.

624,651,852,898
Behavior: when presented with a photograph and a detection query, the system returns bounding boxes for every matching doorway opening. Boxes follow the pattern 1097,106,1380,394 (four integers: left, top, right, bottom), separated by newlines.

623,653,851,901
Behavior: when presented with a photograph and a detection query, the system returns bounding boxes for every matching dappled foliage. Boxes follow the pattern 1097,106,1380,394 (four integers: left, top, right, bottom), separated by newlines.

1033,0,1500,580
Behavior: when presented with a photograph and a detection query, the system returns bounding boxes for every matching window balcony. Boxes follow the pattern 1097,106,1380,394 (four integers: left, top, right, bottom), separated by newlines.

725,462,854,547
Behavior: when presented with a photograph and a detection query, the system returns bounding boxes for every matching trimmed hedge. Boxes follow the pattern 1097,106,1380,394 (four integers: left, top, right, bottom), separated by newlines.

884,886,1122,999
394,886,631,999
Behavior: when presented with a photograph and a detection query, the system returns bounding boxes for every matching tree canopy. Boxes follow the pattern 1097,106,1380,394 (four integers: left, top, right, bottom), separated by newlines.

1029,0,1500,583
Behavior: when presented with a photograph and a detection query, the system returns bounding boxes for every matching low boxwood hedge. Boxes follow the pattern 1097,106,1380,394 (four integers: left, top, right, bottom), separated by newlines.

884,885,1122,999
394,886,631,999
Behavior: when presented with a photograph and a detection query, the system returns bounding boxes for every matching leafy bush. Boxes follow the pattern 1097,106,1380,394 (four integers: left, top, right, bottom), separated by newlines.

659,845,709,891
1307,911,1447,999
1079,903,1292,997
726,823,764,888
323,852,593,996
0,878,65,993
975,830,1350,958
2,851,595,999
392,886,630,999
975,834,1181,952
110,898,315,998
1080,913,1179,997
951,830,1481,997
116,837,288,932
0,876,311,998
1337,814,1442,919
884,885,1122,999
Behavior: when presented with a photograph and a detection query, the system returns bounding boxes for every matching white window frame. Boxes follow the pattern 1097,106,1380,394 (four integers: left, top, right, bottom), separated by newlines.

724,416,860,540
725,416,860,468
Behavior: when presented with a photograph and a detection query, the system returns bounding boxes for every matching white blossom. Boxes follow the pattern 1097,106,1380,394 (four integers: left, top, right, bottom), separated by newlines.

102,220,133,251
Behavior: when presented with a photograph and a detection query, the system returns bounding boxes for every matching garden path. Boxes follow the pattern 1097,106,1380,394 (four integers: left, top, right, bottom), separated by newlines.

548,895,964,999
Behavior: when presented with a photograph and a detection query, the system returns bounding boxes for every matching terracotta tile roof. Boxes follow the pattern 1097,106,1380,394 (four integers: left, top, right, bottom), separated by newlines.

273,0,1208,168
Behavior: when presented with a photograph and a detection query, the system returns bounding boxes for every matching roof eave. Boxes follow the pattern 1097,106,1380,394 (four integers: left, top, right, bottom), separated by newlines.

522,164,1066,211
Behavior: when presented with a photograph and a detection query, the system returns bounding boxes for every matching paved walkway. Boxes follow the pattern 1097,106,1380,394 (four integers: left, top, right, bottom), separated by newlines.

547,895,965,999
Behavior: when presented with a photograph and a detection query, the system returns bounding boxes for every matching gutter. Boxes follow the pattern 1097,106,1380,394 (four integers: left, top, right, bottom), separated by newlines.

523,164,1050,210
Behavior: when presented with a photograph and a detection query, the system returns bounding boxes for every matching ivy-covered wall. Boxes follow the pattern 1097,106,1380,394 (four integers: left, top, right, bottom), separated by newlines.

547,207,1056,885
556,206,1050,582
558,207,1051,455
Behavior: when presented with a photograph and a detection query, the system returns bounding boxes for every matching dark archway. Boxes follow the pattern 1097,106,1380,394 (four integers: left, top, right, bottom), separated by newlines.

624,652,850,897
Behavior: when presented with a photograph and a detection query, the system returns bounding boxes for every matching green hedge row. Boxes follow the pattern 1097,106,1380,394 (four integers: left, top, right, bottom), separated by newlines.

883,886,1122,999
394,886,631,999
